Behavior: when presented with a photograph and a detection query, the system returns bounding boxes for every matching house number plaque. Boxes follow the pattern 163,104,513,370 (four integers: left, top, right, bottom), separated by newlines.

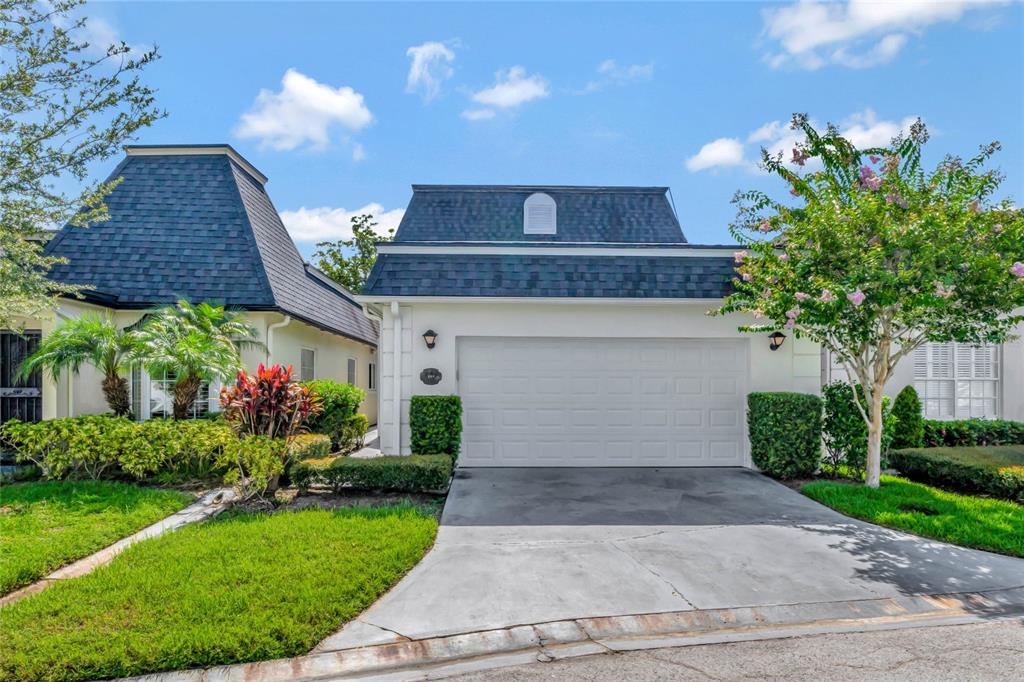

420,368,442,385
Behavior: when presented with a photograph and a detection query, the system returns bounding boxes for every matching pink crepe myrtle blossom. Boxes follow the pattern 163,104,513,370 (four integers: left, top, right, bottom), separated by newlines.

794,292,810,302
784,319,796,330
820,289,837,303
779,253,789,262
791,148,810,166
847,289,866,306
994,223,1003,233
1011,262,1024,278
734,250,748,264
869,155,881,164
968,200,981,213
789,186,800,197
883,155,899,173
858,166,882,191
933,281,956,299
885,193,909,209
741,272,753,282
785,306,801,319
752,308,765,319
758,220,772,233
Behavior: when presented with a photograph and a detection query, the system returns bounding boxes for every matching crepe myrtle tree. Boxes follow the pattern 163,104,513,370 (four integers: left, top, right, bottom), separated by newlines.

717,114,1024,488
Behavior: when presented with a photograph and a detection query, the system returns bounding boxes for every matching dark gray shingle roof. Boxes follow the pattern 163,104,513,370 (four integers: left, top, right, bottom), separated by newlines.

45,150,376,346
362,253,735,299
394,185,686,243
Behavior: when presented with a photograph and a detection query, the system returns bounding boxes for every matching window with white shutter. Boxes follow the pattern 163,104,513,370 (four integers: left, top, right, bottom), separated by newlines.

913,342,1000,419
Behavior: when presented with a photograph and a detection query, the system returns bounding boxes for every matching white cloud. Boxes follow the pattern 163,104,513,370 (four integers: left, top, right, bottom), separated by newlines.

351,143,366,162
405,41,456,102
579,59,655,93
54,13,151,59
280,204,405,243
685,138,747,172
687,110,920,173
762,0,1005,69
234,69,372,151
462,66,548,120
461,108,496,121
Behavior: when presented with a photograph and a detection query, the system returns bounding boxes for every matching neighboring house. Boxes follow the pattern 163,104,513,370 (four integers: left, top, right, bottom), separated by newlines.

359,185,1023,466
1,145,378,425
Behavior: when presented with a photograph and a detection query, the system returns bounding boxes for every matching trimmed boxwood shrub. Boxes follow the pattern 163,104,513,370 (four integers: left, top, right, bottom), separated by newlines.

292,455,453,493
409,395,462,458
922,419,1024,448
889,446,1024,502
890,385,924,450
747,392,822,479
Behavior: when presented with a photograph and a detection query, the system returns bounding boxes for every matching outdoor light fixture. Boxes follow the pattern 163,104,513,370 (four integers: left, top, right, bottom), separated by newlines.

422,329,438,349
769,331,787,352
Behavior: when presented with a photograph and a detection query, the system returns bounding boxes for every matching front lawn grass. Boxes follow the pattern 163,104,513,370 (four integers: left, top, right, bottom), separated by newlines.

0,480,191,595
0,506,438,682
802,475,1024,558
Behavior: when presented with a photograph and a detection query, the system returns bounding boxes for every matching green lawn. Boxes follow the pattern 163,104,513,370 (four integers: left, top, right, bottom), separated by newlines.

802,474,1024,558
0,506,438,682
0,480,191,595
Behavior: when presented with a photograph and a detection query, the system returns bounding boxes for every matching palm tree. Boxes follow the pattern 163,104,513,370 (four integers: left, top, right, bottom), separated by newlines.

19,316,137,416
133,300,261,419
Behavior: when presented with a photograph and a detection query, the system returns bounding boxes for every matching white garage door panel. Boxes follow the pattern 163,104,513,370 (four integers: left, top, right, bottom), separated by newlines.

458,338,749,467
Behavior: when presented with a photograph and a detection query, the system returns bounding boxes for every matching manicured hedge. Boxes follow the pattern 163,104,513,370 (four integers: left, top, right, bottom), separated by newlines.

303,380,365,450
922,419,1024,448
747,392,823,479
293,455,453,494
890,385,925,450
409,395,462,458
889,446,1024,502
0,416,235,482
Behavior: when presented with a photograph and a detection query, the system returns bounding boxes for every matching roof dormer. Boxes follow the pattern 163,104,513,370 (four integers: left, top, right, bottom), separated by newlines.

523,192,556,235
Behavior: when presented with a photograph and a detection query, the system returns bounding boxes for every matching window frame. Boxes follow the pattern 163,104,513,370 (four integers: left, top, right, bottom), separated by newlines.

913,341,1001,420
367,361,376,391
300,347,316,382
346,357,357,386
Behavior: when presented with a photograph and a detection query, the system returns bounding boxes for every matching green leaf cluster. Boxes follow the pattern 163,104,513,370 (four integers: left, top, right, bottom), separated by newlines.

409,395,463,459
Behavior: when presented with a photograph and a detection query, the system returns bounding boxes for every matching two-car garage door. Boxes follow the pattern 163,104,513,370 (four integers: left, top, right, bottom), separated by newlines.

458,337,749,467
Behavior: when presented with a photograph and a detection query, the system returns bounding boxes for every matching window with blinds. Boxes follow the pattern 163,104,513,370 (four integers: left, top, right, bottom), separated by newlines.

913,342,1000,419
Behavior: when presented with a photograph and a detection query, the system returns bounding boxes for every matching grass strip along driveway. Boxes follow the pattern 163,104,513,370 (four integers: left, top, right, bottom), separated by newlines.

1,506,438,682
802,475,1024,558
0,480,191,595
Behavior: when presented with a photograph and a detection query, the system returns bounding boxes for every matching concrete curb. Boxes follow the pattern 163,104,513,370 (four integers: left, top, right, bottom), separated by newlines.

0,487,237,608
119,585,1024,682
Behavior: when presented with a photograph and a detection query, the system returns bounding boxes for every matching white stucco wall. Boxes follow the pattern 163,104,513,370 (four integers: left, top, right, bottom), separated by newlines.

376,301,822,455
11,304,377,424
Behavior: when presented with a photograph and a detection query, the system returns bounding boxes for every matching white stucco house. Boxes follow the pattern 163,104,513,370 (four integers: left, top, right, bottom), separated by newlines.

1,145,378,425
358,185,1023,466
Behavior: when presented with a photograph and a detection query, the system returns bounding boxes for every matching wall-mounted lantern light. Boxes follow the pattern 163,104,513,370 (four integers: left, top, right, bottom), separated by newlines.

768,331,787,352
422,329,438,349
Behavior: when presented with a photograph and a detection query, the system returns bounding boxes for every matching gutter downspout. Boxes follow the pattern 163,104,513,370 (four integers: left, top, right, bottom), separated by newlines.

391,301,402,455
266,315,291,365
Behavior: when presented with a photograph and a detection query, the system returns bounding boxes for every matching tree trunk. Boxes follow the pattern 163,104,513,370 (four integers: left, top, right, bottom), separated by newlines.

101,374,131,417
172,373,204,420
865,390,884,488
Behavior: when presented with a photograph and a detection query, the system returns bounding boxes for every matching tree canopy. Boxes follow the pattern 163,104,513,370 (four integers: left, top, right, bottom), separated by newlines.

313,214,394,292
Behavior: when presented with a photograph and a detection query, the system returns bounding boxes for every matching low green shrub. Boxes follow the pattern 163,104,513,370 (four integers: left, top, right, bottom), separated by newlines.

821,381,896,478
217,436,287,500
922,419,1024,447
890,385,924,450
293,455,453,494
747,392,822,479
338,414,370,454
409,395,462,459
287,433,333,460
303,380,365,449
0,416,235,482
889,446,1024,502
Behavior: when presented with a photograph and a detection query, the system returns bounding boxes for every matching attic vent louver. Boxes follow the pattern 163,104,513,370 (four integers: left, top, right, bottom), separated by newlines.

523,193,556,235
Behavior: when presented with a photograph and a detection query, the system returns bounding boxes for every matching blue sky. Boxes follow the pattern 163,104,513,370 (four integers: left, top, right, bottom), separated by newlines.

84,1,1023,258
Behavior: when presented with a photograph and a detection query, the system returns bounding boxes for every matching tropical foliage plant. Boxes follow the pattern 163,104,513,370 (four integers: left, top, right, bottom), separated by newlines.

718,114,1024,487
133,300,260,419
19,316,137,416
219,364,320,440
0,0,163,328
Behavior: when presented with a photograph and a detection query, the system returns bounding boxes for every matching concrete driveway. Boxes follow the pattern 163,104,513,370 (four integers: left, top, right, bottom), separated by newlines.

322,467,1024,647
